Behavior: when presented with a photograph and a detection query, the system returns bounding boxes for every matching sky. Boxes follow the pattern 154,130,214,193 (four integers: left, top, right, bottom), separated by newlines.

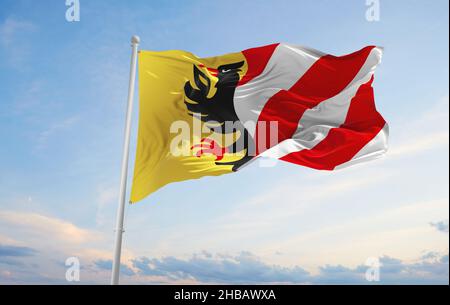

0,0,448,284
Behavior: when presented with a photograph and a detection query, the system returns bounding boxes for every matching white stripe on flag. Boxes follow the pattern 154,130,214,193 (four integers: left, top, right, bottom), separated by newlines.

258,47,383,160
234,44,324,138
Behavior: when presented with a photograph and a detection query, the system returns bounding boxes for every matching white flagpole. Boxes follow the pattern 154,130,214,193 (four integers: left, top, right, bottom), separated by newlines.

111,35,140,285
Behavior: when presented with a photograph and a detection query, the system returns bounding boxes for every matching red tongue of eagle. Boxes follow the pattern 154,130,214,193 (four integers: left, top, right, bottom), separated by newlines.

198,64,218,77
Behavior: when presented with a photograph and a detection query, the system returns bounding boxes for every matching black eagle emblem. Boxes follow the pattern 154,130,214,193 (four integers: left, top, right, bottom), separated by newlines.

184,61,255,171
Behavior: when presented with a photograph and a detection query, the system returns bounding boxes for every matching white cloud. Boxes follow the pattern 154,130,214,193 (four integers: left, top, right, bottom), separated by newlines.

389,131,448,157
0,210,101,244
430,220,449,233
0,210,110,284
256,198,449,266
0,17,37,68
390,95,449,158
206,168,391,238
11,79,45,114
35,116,79,150
0,18,36,47
0,209,139,284
95,184,118,226
127,250,448,284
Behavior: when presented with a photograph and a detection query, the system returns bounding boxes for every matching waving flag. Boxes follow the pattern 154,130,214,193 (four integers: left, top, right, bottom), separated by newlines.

130,43,388,203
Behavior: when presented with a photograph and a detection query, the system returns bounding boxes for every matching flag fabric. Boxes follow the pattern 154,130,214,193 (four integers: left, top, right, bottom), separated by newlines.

130,43,388,203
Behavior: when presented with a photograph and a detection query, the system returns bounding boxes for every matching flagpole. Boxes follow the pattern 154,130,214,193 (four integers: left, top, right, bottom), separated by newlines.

111,35,140,285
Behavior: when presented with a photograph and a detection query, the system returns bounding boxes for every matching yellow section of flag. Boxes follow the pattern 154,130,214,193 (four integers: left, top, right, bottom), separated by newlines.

130,50,248,203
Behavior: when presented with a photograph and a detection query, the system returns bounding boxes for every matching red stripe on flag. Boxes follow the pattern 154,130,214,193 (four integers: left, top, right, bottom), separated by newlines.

255,46,375,154
281,76,386,170
239,43,279,86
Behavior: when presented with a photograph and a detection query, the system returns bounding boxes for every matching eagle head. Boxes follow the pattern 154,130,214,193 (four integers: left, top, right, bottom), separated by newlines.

215,61,244,88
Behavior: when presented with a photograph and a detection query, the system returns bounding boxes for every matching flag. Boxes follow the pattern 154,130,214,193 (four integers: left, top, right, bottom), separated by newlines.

130,43,388,203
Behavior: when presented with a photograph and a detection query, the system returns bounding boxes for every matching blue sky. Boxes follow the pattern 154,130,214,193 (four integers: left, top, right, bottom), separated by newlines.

0,0,448,284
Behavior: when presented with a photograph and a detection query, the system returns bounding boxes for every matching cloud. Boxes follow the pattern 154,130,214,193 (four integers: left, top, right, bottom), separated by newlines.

389,132,449,157
0,244,38,272
390,95,449,158
0,18,36,47
0,210,119,284
0,244,38,257
0,17,37,68
0,211,101,244
130,251,449,284
94,259,135,276
95,184,118,226
35,116,79,150
132,251,310,284
430,220,449,233
214,168,392,235
314,253,449,284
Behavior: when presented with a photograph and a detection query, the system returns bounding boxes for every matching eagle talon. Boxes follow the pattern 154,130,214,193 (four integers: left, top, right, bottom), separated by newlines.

191,138,228,161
